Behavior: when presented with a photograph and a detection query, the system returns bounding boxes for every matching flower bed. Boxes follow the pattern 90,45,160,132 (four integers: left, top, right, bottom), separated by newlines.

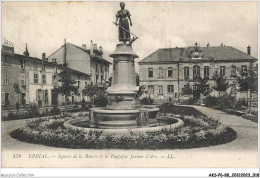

11,112,236,149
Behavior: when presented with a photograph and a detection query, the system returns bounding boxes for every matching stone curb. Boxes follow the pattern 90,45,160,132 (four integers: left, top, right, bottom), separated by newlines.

64,118,184,134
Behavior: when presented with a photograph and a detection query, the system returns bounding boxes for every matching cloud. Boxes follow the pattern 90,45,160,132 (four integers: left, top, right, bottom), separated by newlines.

2,1,258,74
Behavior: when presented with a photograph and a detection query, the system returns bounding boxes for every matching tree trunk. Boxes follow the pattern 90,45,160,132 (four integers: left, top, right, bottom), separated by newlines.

248,90,252,114
246,90,249,113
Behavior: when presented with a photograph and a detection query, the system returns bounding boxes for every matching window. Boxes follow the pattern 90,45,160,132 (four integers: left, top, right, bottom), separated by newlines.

204,66,209,78
220,66,225,76
77,81,80,89
2,92,10,105
193,84,199,90
96,74,99,84
42,90,48,105
158,85,163,95
148,85,154,94
52,75,57,84
85,82,88,87
148,68,153,78
101,66,103,73
241,65,247,73
34,74,38,84
1,93,5,105
4,77,8,85
167,85,174,93
184,67,189,80
193,65,200,78
158,67,163,78
21,60,25,69
101,75,104,83
231,65,236,77
96,64,98,73
36,89,42,100
168,67,173,77
21,74,26,86
42,74,46,84
205,84,210,92
231,81,237,94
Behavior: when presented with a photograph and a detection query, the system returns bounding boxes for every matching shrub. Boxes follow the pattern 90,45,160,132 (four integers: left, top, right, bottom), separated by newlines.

203,96,218,107
94,95,108,107
139,95,154,105
28,103,39,117
50,105,61,115
81,99,88,111
217,93,236,110
186,97,199,105
234,100,242,110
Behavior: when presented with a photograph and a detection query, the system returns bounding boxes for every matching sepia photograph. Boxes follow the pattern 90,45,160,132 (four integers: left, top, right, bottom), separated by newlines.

1,1,258,177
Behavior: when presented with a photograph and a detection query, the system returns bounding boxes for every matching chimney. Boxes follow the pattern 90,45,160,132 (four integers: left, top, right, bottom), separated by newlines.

247,45,251,55
99,46,103,53
90,40,93,56
42,53,46,60
82,44,87,50
206,42,210,47
23,43,30,56
93,43,98,51
2,39,14,53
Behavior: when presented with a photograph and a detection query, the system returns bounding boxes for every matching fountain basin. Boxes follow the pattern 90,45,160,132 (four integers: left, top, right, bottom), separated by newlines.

89,106,159,129
64,117,184,134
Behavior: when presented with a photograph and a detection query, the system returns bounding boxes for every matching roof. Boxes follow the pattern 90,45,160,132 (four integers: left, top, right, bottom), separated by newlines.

62,66,90,76
2,50,58,67
138,45,257,64
47,43,112,65
2,50,90,77
140,48,183,63
69,43,112,65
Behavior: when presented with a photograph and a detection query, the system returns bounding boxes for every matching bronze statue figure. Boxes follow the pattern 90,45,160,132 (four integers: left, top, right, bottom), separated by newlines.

114,2,137,44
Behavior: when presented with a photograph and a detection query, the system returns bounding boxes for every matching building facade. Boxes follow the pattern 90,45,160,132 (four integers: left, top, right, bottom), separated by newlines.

138,43,257,103
1,41,91,109
47,41,111,87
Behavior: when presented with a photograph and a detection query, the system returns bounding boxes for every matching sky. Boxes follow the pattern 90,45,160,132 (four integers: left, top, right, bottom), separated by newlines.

2,1,258,73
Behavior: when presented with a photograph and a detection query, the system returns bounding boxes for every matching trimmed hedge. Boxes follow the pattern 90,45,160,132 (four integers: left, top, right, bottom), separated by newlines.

159,103,206,117
242,114,258,123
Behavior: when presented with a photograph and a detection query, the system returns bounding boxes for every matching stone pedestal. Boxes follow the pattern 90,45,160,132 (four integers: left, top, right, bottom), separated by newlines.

106,43,139,110
89,44,160,129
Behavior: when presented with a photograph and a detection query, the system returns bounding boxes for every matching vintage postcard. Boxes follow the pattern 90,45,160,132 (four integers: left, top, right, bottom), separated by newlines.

1,1,258,176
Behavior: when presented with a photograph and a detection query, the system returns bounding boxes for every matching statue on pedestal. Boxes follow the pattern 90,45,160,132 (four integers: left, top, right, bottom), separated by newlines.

114,2,137,45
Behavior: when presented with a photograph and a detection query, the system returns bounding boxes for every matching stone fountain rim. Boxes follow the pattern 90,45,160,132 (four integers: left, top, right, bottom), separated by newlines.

64,118,184,134
90,107,159,114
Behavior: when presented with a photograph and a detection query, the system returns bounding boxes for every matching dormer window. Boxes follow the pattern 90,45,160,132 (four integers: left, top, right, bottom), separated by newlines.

220,66,225,76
